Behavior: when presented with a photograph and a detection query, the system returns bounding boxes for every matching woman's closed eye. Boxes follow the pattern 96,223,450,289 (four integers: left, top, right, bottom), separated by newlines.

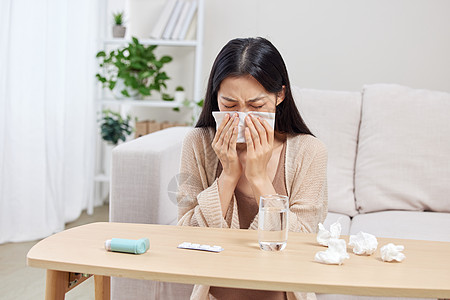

223,104,236,109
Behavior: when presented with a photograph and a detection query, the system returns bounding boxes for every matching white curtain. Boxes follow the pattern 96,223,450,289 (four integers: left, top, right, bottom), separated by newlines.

0,0,98,243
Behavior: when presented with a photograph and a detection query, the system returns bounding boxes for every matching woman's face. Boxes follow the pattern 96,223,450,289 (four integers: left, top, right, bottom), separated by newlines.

217,75,284,113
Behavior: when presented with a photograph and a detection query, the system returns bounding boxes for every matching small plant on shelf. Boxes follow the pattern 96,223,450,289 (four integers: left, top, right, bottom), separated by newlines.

112,11,126,38
99,109,134,145
174,85,185,104
113,11,124,25
95,37,173,99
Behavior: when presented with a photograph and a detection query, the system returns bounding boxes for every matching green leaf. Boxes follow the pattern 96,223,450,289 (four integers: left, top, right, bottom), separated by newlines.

149,83,160,91
162,93,174,101
121,89,130,97
154,61,162,68
196,99,204,107
109,80,116,90
128,77,139,89
138,87,150,96
132,36,139,45
172,107,180,112
156,72,169,81
96,51,106,58
130,62,143,70
139,71,152,79
137,44,145,54
160,56,172,64
113,11,124,25
96,74,107,83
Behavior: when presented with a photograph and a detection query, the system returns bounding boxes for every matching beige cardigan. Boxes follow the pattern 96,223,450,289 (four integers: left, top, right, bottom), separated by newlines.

177,127,328,300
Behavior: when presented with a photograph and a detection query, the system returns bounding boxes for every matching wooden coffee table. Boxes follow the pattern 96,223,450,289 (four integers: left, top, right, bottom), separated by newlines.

27,222,450,299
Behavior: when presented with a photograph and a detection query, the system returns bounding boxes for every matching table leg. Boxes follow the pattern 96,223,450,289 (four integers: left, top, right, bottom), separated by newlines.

94,275,110,300
45,270,68,300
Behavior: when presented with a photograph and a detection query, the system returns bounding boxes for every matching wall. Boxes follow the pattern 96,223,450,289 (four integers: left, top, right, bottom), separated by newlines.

201,0,450,93
110,0,450,98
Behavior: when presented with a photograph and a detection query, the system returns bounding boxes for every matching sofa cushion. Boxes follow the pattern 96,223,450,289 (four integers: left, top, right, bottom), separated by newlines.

355,84,450,213
293,87,361,217
350,211,450,242
111,126,192,226
323,212,351,235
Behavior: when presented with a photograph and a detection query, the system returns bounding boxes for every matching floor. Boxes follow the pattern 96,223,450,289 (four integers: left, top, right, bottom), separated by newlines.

0,204,109,300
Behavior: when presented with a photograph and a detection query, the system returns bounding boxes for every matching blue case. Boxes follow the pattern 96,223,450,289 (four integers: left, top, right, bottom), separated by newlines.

106,238,150,254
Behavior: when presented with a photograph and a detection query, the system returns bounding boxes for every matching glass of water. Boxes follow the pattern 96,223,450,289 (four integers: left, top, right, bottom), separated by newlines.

258,194,289,251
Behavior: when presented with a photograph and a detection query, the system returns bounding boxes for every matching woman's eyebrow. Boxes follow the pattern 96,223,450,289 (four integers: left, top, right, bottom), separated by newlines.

247,96,266,102
220,95,267,102
220,96,238,102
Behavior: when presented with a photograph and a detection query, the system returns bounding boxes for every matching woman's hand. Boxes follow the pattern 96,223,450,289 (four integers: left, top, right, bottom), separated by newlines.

212,113,242,182
244,114,274,184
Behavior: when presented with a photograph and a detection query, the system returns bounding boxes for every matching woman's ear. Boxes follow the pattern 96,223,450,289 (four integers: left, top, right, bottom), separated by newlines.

276,85,286,106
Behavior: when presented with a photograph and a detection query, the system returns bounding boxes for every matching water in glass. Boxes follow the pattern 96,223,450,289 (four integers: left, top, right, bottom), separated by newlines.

258,195,289,251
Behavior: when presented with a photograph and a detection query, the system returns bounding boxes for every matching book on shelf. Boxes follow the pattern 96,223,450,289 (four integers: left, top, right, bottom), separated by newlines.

149,0,178,39
162,0,184,40
171,1,190,40
178,0,197,40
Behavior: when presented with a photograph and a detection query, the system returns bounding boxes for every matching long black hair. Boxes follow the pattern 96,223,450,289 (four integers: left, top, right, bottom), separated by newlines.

196,37,312,136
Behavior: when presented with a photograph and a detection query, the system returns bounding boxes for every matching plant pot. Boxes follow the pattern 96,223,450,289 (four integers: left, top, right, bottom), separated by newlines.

174,91,185,104
112,25,126,38
113,78,140,99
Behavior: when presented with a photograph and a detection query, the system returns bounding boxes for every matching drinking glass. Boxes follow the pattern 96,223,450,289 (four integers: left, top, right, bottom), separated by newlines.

258,194,289,251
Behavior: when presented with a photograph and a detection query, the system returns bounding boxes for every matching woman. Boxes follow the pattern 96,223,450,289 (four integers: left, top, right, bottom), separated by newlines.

177,37,327,300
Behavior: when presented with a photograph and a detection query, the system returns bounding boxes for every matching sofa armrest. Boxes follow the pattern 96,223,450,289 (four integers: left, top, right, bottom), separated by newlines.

110,126,192,225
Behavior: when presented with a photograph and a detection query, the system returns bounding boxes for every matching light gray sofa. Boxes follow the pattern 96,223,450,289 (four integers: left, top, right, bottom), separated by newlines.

110,84,450,300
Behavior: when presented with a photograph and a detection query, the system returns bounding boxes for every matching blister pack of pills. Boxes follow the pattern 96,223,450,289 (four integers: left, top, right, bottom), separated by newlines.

177,242,224,253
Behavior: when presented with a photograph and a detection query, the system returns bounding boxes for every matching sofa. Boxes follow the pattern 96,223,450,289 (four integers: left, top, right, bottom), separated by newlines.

110,83,450,300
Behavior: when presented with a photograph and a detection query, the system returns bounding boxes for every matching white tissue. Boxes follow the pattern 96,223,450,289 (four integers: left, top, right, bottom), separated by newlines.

212,111,275,143
317,220,342,246
314,238,349,265
348,231,378,255
380,243,406,262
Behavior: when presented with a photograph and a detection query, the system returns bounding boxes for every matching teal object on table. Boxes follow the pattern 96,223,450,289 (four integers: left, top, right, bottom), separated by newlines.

105,238,150,254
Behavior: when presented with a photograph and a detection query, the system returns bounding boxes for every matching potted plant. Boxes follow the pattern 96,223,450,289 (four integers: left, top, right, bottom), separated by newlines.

112,11,126,38
95,37,173,99
174,86,185,104
99,109,134,145
99,109,134,175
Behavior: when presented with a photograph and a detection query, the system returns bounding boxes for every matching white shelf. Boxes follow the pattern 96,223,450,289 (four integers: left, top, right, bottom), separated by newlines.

99,99,193,108
102,38,198,47
91,0,205,215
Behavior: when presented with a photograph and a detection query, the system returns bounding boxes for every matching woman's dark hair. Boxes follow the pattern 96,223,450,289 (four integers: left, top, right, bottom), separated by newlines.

196,37,312,136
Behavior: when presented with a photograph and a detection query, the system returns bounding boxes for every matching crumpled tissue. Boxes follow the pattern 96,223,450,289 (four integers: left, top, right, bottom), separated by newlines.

348,231,378,255
314,238,349,265
380,243,406,262
317,220,342,246
212,111,275,143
